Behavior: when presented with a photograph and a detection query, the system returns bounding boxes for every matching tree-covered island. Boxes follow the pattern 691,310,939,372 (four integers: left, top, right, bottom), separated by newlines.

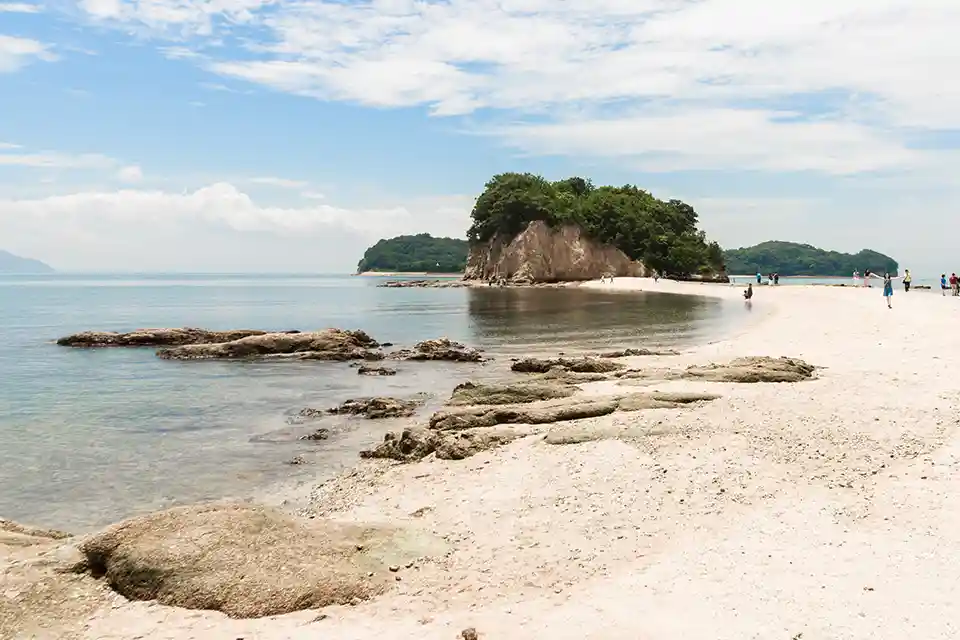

356,234,469,273
724,241,899,276
467,173,725,276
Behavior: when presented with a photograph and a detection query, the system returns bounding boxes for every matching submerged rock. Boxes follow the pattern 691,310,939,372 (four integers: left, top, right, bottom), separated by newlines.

448,381,576,406
388,337,484,363
511,357,623,374
78,503,447,618
357,364,397,376
156,328,381,361
56,327,266,348
300,428,330,441
684,356,816,383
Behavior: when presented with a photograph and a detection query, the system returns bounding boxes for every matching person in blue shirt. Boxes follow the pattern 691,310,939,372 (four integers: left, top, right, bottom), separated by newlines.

942,274,948,296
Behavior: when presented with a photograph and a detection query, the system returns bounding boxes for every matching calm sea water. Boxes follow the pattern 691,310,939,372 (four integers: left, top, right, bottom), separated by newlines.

0,274,734,532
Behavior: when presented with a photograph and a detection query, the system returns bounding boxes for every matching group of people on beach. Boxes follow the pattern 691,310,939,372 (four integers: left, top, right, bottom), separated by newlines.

943,273,960,296
755,272,779,285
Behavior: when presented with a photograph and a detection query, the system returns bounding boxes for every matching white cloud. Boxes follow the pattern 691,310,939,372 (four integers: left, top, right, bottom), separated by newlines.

0,142,22,150
72,0,960,176
0,183,472,271
0,3,42,12
116,164,143,182
301,190,325,200
249,176,308,188
0,35,57,72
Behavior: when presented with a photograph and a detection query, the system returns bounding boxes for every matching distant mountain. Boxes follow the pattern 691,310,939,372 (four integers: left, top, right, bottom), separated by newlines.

723,241,898,276
0,250,54,274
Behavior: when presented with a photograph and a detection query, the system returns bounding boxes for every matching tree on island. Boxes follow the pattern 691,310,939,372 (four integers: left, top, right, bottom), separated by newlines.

467,173,724,276
723,241,899,277
356,234,469,273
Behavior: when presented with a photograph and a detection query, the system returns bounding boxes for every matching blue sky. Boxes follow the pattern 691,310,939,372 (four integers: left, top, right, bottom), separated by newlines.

1,0,957,273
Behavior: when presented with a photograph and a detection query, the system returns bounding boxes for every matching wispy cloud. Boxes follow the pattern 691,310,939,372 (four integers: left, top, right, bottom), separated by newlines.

0,3,42,13
116,164,143,182
0,150,115,169
0,35,57,73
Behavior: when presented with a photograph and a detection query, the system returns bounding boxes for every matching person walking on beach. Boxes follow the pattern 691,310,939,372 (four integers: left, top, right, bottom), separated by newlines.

951,273,959,296
863,269,872,287
743,283,753,307
773,273,780,285
853,270,860,287
942,273,948,295
756,272,762,284
903,269,912,292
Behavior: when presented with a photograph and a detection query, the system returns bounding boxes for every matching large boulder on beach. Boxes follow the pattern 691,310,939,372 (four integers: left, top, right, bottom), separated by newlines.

511,356,623,374
448,381,575,406
156,328,381,361
360,428,439,461
388,337,483,362
429,397,622,431
684,356,816,383
78,503,447,619
57,327,267,347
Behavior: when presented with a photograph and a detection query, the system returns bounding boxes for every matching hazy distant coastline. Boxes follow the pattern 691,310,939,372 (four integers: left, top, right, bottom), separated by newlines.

0,250,54,274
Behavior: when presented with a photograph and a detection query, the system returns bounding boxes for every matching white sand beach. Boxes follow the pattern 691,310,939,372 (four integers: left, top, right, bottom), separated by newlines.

7,278,960,639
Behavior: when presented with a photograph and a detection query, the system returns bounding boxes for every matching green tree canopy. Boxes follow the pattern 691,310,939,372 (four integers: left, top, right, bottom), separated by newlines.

467,173,724,276
723,241,899,276
356,234,468,273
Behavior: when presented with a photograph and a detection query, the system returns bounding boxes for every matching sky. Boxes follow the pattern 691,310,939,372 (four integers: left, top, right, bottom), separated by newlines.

0,0,958,274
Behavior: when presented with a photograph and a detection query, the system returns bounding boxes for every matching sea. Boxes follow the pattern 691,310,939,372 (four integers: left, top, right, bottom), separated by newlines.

0,274,736,532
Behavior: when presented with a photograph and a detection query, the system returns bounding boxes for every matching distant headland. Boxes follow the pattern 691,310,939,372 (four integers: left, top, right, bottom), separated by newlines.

723,241,899,277
0,250,54,274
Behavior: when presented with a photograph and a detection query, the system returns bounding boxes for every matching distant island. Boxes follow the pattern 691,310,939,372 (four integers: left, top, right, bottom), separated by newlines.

724,241,899,276
0,249,54,274
356,234,469,274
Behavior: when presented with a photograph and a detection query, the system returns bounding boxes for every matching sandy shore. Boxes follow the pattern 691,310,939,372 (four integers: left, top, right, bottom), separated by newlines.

8,277,960,639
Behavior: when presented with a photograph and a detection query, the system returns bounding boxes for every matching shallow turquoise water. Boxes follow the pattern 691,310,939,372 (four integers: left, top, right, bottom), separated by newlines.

0,274,734,531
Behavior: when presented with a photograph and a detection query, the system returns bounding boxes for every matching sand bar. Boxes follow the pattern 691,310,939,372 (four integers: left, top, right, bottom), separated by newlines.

7,277,960,639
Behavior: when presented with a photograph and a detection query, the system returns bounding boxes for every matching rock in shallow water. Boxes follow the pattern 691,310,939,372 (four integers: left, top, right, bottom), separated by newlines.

56,327,267,347
156,328,381,361
357,364,397,376
511,357,623,374
324,397,420,419
387,337,484,363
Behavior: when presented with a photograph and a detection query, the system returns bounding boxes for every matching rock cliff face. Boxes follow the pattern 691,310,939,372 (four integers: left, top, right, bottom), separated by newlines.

463,221,646,283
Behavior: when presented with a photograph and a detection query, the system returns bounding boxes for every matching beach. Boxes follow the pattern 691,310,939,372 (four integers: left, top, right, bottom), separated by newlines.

6,278,960,639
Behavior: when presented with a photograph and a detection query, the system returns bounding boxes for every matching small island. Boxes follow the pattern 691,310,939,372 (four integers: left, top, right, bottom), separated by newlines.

356,234,468,274
0,249,54,274
723,241,899,276
464,173,725,282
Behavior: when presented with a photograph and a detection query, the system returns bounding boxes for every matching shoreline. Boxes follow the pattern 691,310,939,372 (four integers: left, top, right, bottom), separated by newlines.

355,271,465,277
8,279,960,638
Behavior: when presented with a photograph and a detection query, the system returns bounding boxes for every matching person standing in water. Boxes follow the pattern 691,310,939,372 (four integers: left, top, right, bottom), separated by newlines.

902,269,912,292
756,272,762,284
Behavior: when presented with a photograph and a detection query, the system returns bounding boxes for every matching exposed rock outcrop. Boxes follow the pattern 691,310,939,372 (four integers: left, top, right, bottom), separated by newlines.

57,327,267,347
683,356,816,383
511,356,623,374
463,220,647,284
388,338,484,363
448,381,576,406
324,397,420,419
594,347,680,358
78,503,448,618
362,391,721,462
156,328,381,361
